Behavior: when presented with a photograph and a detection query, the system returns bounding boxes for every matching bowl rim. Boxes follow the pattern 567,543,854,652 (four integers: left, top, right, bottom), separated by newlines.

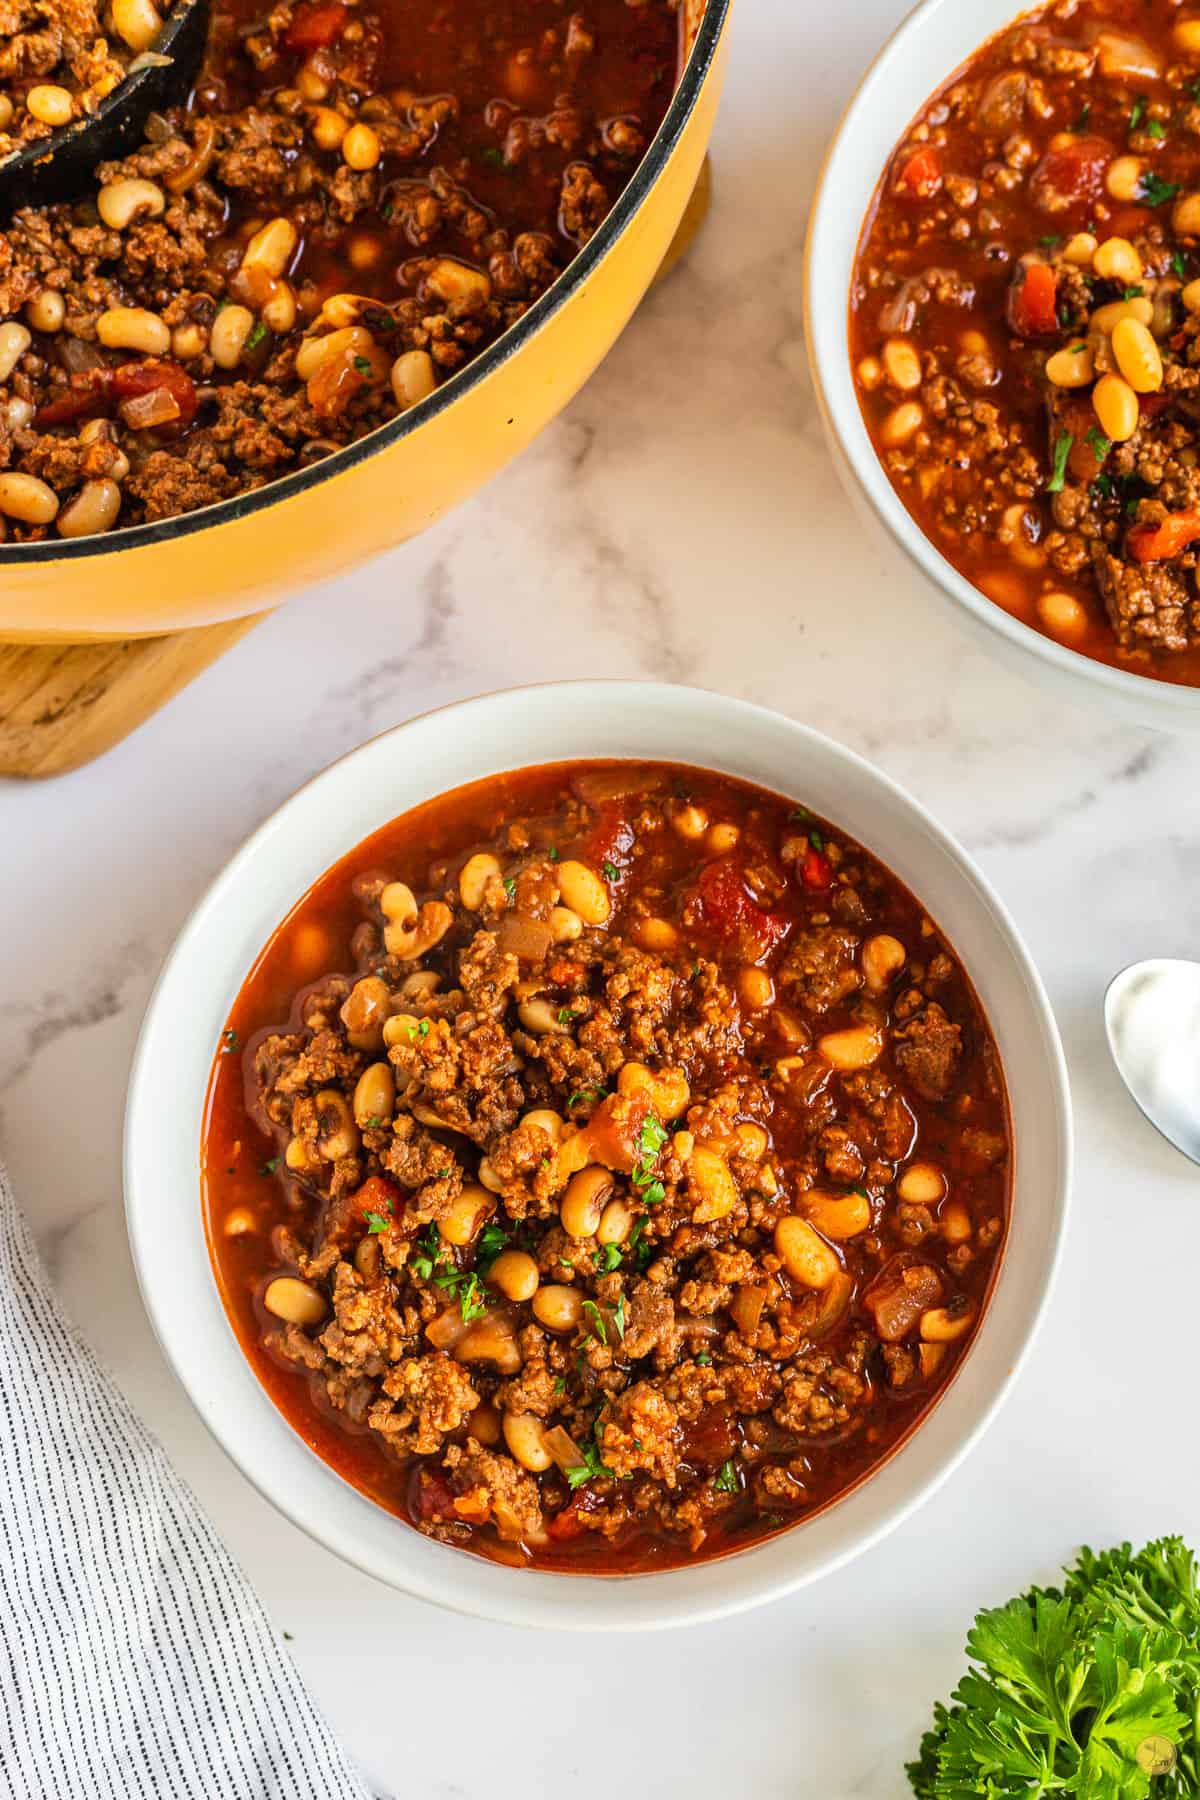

123,680,1073,1630
803,0,1200,720
0,0,729,568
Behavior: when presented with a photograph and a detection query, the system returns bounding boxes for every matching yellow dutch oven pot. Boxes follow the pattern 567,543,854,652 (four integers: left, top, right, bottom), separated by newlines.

0,0,731,644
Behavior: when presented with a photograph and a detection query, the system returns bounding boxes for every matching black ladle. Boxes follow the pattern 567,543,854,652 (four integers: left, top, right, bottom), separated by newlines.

0,0,210,215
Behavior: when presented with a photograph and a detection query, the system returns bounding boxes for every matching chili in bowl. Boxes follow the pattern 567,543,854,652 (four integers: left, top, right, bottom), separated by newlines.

807,0,1200,728
124,683,1070,1628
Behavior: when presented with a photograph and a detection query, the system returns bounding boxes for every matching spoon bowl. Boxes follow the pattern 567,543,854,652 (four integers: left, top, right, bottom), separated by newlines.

0,0,210,215
1104,958,1200,1166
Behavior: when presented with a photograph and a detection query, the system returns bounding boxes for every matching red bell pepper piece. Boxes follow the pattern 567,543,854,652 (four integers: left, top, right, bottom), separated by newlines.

1127,508,1200,562
1008,261,1059,337
801,845,832,890
894,146,942,199
284,1,348,50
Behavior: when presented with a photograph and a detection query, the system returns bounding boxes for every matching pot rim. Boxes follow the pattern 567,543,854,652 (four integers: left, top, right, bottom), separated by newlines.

1,0,730,567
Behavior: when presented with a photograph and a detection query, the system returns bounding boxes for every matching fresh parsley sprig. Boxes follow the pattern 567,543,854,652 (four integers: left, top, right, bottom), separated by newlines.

907,1537,1200,1798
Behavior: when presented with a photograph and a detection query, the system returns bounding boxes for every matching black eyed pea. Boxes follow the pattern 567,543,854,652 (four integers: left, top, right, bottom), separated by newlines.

549,906,583,943
597,1197,634,1246
223,1207,256,1237
342,122,382,170
518,997,571,1036
467,1403,502,1447
531,1284,584,1332
397,969,441,1005
285,1134,322,1175
459,851,502,910
817,1022,884,1071
57,479,121,539
112,0,163,51
314,1089,360,1161
97,306,170,356
503,1411,553,1472
310,105,349,150
26,84,73,127
341,974,393,1049
896,1162,946,1204
379,881,453,957
774,1215,840,1289
210,303,256,370
425,257,491,303
171,322,208,361
737,965,774,1010
520,1108,565,1143
25,289,65,333
0,321,31,384
670,802,708,839
705,822,740,855
438,1183,494,1247
487,1249,539,1303
560,1165,613,1239
861,933,906,992
242,216,298,279
0,96,12,130
632,916,678,952
261,280,298,335
919,1302,976,1344
940,1201,973,1244
477,1156,503,1194
880,400,924,447
382,1010,424,1051
263,1275,326,1327
353,1060,395,1129
555,859,610,926
79,417,130,482
804,1189,871,1240
97,177,166,231
0,472,58,525
391,349,437,411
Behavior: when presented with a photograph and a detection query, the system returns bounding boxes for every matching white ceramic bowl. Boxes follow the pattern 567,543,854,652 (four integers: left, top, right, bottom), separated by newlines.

124,682,1071,1630
805,0,1200,734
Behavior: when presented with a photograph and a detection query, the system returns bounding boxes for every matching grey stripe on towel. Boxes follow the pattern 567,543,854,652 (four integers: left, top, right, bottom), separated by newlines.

0,1160,375,1800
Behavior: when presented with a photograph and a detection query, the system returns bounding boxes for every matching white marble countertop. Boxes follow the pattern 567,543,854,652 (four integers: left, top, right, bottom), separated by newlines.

5,1,1200,1794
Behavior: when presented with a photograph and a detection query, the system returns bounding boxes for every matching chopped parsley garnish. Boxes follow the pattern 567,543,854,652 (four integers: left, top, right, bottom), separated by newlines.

1086,424,1112,462
852,1185,870,1200
808,827,824,851
1129,97,1147,133
417,1018,430,1039
714,1460,739,1494
246,322,268,352
411,1223,449,1281
1122,284,1144,300
1148,118,1167,140
553,1375,566,1394
480,145,510,169
567,1085,606,1109
363,1210,392,1234
1037,233,1060,248
1046,431,1073,494
434,1267,487,1322
353,355,372,377
594,1243,623,1272
220,1028,239,1053
1174,248,1189,280
601,860,620,882
627,1215,653,1270
612,1293,626,1343
475,1220,509,1272
364,1115,386,1129
1072,101,1090,131
581,1299,608,1346
1091,472,1114,501
631,1113,668,1208
1068,341,1088,354
788,805,812,823
548,846,559,861
695,1351,713,1367
258,1157,280,1176
556,1006,577,1024
502,876,516,901
1140,170,1181,207
565,1438,615,1490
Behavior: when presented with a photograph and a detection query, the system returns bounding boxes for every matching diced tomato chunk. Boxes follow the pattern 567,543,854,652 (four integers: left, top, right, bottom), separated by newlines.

1127,509,1200,562
284,0,348,49
800,846,832,890
34,367,114,427
578,800,634,871
693,859,790,961
894,146,942,200
547,1503,587,1542
352,1174,401,1216
112,357,198,428
411,1466,456,1522
1007,261,1058,337
1029,134,1111,214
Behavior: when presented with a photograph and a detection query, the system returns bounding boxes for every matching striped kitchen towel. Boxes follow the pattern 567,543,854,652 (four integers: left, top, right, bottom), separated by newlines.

0,1159,377,1800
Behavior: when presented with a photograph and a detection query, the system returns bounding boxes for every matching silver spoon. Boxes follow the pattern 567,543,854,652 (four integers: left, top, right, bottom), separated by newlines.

1104,958,1200,1165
